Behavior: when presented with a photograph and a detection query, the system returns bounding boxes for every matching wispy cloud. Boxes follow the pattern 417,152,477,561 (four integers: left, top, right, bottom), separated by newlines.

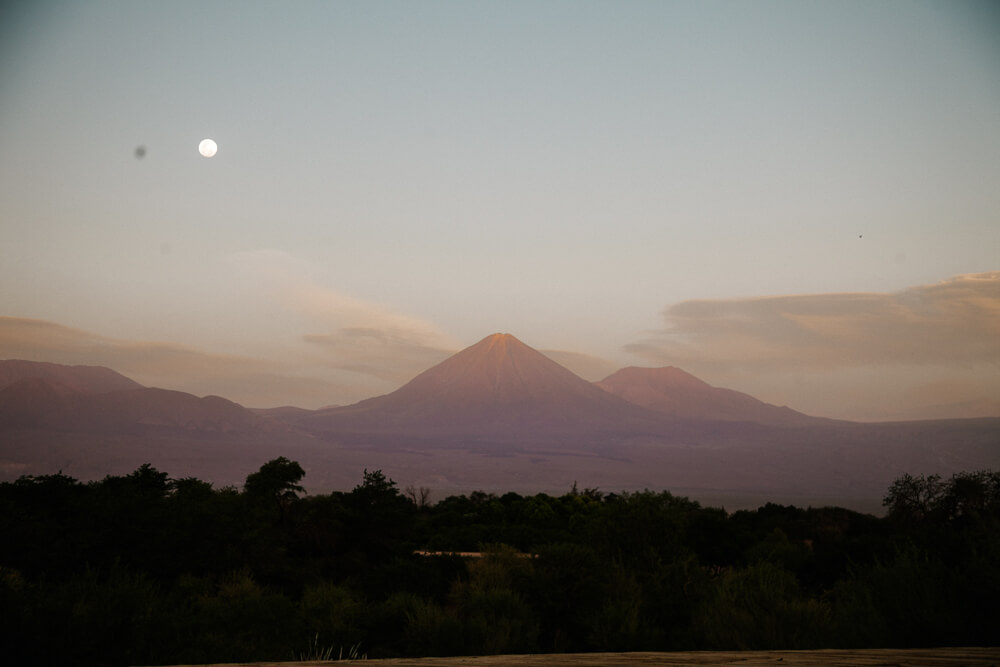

0,316,429,408
225,249,458,386
0,250,462,407
304,327,454,382
626,273,1000,420
540,349,620,382
0,317,263,384
628,272,1000,370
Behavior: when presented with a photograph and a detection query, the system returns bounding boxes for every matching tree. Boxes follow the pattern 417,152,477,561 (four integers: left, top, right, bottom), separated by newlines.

939,470,1000,522
346,470,415,567
884,470,1000,524
882,473,944,522
350,469,399,508
244,457,305,508
405,484,432,508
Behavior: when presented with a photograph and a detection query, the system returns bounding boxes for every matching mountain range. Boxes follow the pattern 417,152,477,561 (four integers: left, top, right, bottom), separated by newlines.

0,363,270,433
300,334,679,441
2,334,997,512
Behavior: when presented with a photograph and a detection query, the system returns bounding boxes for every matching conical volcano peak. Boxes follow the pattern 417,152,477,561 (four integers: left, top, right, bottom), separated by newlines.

477,333,525,357
596,365,818,425
450,332,569,392
309,331,666,437
606,366,713,390
481,332,519,345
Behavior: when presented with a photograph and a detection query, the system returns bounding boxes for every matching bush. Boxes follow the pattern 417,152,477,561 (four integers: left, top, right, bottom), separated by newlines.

692,561,831,649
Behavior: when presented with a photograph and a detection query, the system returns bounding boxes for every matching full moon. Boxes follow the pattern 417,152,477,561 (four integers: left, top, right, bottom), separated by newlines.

198,138,218,158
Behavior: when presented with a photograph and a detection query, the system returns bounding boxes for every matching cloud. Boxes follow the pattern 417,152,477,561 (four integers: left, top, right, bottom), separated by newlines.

304,327,454,383
0,316,255,378
628,272,1000,370
223,249,459,386
0,316,307,394
0,317,386,408
0,250,463,407
539,349,620,382
625,273,1000,420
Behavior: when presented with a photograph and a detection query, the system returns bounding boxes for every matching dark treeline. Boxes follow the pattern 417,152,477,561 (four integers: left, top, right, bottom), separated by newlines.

1,458,998,666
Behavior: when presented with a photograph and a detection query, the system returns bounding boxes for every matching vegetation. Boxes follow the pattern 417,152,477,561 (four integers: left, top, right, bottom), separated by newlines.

0,462,997,666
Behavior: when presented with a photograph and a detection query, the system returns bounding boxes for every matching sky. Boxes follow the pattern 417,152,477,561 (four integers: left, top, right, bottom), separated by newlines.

1,0,998,421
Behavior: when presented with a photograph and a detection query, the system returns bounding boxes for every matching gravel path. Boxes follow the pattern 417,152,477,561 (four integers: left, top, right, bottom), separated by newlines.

164,647,1000,667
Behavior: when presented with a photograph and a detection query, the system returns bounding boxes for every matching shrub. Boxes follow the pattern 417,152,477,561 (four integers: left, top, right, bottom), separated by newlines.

692,561,831,649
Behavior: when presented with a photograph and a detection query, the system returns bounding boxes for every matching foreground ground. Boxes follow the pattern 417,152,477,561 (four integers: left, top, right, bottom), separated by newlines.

165,647,1000,667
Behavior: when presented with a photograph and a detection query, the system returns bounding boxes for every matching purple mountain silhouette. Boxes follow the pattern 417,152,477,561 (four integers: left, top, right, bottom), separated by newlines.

303,333,670,440
596,366,821,426
0,359,273,433
0,359,142,394
1,347,996,510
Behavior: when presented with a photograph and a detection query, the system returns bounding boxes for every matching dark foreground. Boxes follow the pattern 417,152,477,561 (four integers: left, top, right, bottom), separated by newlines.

161,647,1000,666
4,464,998,666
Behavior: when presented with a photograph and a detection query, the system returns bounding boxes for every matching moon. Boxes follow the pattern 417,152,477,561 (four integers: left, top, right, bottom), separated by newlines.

198,138,218,158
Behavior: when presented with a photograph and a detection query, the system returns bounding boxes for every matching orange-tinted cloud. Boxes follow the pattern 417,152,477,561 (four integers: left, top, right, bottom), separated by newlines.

0,317,371,408
628,272,1000,370
303,327,454,383
626,273,1000,420
223,249,460,382
540,349,620,382
1,250,468,408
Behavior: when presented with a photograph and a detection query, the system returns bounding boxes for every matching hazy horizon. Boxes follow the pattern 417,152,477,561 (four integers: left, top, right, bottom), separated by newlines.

2,1,998,421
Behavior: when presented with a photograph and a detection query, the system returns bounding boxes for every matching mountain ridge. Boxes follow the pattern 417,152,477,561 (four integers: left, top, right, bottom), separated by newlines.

0,359,142,395
595,365,826,426
302,333,673,439
0,360,282,434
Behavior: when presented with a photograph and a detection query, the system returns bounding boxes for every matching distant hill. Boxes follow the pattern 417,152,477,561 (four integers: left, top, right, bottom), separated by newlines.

0,359,142,394
595,366,823,426
0,359,311,487
0,359,277,434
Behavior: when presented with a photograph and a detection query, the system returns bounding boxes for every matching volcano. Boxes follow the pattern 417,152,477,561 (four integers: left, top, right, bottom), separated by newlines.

596,366,822,426
302,333,671,442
